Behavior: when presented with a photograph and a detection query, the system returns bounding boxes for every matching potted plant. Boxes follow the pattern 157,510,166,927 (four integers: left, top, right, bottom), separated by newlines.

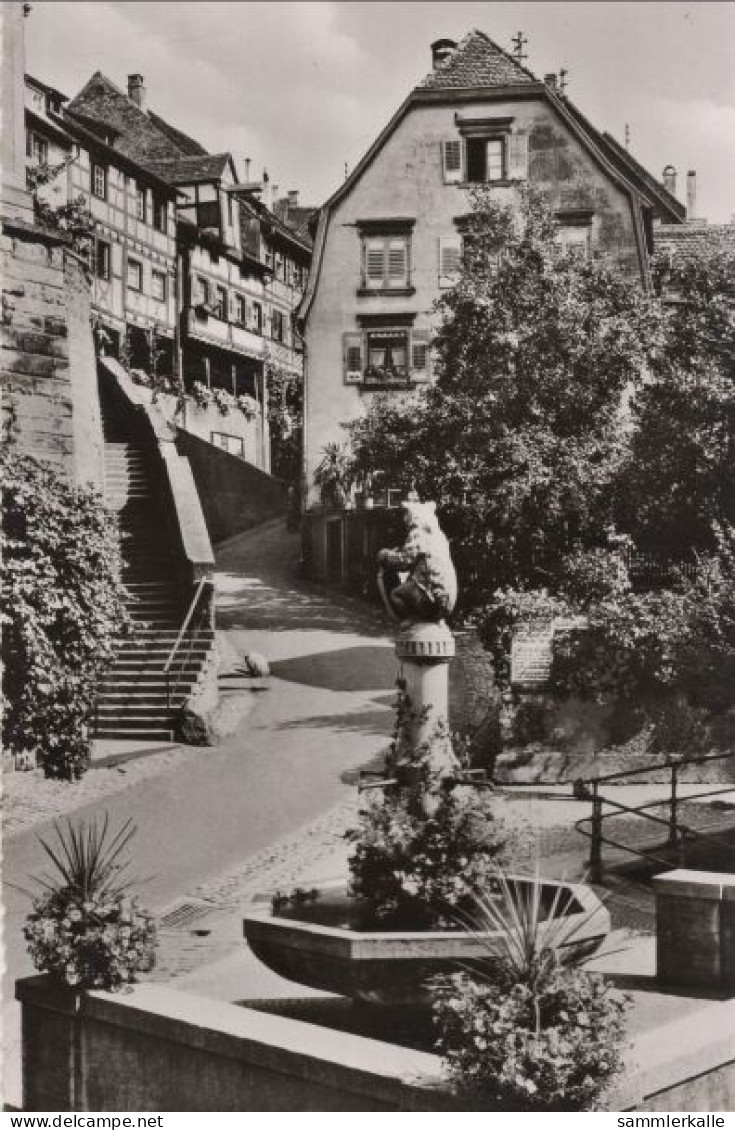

433,869,628,1110
23,813,157,991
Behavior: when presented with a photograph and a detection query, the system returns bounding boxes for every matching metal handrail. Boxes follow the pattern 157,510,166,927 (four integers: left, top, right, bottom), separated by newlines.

164,577,212,711
577,783,735,882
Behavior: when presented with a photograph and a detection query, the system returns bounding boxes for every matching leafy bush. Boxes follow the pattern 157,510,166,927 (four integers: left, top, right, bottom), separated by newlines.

434,966,627,1110
347,684,508,926
23,815,156,990
1,450,129,779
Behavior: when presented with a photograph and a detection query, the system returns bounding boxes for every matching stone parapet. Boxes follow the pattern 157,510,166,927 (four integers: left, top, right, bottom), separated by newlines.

654,869,735,991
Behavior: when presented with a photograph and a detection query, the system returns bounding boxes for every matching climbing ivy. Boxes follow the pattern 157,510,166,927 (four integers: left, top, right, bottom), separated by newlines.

1,450,130,779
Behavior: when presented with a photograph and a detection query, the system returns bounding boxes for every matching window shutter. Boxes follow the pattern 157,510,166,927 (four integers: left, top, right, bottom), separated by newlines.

111,243,123,278
507,131,529,180
365,239,385,286
442,138,463,183
438,235,462,287
410,329,431,382
343,332,363,384
387,239,408,287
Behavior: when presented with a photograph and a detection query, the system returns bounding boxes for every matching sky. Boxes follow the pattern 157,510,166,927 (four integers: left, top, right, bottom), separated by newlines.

25,1,735,222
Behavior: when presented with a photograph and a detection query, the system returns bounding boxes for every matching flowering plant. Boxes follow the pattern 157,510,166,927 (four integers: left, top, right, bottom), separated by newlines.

23,814,157,990
434,965,627,1110
432,870,629,1110
212,388,236,416
190,381,214,409
236,394,258,420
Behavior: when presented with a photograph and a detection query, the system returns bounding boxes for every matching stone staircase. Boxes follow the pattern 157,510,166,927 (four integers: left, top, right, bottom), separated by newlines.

95,405,215,741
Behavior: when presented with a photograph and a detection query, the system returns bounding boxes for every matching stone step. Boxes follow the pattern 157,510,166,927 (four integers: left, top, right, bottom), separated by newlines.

94,725,175,741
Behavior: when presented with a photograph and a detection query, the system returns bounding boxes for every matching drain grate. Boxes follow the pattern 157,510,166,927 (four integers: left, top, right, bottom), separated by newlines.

158,900,217,929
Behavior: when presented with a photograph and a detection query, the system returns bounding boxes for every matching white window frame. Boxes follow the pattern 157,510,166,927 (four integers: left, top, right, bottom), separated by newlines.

92,162,107,200
127,257,143,292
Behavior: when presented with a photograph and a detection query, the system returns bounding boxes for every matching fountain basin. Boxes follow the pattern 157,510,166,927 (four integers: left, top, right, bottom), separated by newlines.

243,876,611,1005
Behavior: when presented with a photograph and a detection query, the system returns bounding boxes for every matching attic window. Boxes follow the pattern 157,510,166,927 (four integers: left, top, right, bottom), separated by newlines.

467,137,504,183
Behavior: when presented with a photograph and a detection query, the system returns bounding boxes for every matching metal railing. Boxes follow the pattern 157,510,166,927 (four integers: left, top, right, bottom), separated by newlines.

163,577,214,712
575,750,735,882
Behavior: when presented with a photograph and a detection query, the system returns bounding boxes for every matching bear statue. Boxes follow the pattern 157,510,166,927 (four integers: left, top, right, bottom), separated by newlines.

377,498,458,624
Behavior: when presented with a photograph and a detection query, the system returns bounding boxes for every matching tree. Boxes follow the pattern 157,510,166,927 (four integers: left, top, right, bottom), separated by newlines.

348,187,662,610
619,241,735,555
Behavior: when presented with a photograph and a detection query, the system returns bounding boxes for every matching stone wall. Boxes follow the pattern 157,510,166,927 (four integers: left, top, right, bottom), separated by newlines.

17,975,735,1113
177,428,288,545
1,220,103,488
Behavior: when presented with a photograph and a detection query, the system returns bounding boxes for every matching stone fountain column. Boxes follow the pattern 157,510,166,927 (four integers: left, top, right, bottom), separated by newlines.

394,620,459,784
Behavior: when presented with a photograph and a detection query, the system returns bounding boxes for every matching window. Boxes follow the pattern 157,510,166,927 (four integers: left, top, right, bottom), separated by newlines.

271,308,284,342
555,212,593,262
127,257,143,292
466,137,504,183
234,294,247,325
342,326,430,386
92,162,107,200
195,276,210,306
214,286,228,319
252,301,263,333
135,184,146,220
361,236,411,291
556,225,591,261
211,431,245,458
153,196,167,232
26,131,48,164
365,329,408,383
152,270,166,302
94,240,111,281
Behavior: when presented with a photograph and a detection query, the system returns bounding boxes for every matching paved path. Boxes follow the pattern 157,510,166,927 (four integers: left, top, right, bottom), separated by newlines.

3,519,395,1107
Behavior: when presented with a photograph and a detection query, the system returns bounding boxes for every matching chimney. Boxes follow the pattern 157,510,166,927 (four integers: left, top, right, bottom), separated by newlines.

271,184,279,211
127,73,146,110
544,73,557,90
431,38,457,70
687,170,697,220
288,189,299,207
242,157,251,183
662,164,677,197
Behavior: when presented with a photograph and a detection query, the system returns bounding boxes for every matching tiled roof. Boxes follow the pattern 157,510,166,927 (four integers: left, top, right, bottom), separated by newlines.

67,72,189,166
418,29,536,90
655,221,735,258
147,110,208,157
144,153,231,184
26,73,68,102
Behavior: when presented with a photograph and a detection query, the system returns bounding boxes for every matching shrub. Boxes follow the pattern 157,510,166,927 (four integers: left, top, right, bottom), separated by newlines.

1,449,129,779
23,815,157,990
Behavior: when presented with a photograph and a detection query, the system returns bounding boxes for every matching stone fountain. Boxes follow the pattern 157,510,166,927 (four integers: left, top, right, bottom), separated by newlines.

243,498,609,1004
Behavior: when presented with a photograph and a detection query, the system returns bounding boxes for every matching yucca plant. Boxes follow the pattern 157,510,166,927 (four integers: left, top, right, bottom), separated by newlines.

32,814,137,903
24,814,157,990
